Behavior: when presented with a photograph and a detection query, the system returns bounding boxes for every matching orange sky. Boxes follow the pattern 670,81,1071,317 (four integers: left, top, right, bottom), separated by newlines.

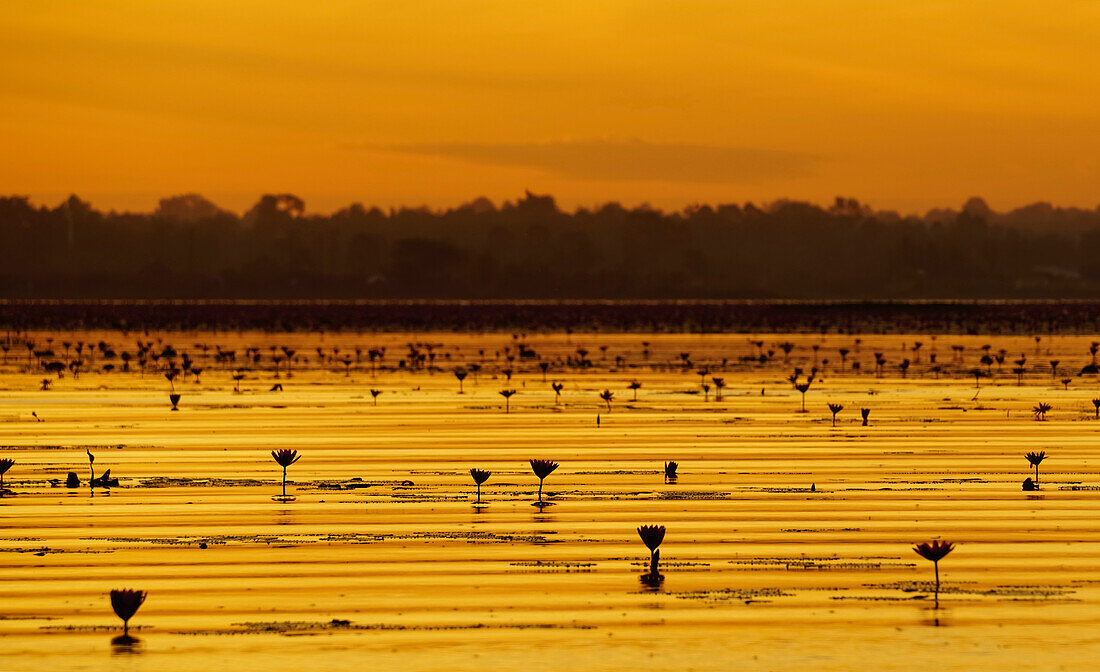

4,1,1100,215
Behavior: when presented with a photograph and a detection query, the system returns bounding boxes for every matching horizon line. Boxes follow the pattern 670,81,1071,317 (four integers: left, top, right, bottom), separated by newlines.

8,192,1100,221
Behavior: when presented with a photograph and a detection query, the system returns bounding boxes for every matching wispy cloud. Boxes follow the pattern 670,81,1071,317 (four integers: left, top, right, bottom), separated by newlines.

358,139,821,183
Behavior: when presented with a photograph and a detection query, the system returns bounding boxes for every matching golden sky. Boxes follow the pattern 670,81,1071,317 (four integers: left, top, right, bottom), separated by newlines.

4,1,1100,215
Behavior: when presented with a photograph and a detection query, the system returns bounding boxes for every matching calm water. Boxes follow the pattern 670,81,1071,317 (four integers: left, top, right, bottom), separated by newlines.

0,332,1097,671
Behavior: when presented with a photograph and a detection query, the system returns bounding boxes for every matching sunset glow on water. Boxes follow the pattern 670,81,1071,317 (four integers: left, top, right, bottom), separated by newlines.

2,331,1099,670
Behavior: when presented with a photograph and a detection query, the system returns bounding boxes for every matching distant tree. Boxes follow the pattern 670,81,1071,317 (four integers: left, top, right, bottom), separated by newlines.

244,193,305,225
155,194,231,221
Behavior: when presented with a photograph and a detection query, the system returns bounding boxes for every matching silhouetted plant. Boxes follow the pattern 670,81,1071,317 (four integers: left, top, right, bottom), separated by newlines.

1025,451,1046,486
779,342,794,362
599,389,614,412
454,366,468,393
551,381,564,403
712,377,725,401
628,380,641,402
861,408,870,426
968,368,985,400
499,389,516,413
110,589,146,638
169,393,180,411
1093,398,1100,419
792,378,811,413
980,353,994,374
638,524,666,577
470,468,491,504
701,383,710,402
663,460,678,482
1032,402,1052,421
1061,377,1072,390
529,459,558,504
912,540,954,605
0,458,12,492
271,449,301,499
828,402,843,427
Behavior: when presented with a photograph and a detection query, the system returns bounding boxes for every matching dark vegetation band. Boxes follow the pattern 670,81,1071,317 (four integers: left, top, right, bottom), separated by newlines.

4,192,1100,301
0,300,1095,333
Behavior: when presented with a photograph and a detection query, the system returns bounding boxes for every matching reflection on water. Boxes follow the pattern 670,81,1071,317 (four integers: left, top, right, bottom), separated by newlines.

920,604,950,628
531,510,557,524
110,634,143,655
639,572,665,592
274,507,297,526
531,501,556,520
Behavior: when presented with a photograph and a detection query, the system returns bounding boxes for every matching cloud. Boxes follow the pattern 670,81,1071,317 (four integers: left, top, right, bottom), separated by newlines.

359,139,820,183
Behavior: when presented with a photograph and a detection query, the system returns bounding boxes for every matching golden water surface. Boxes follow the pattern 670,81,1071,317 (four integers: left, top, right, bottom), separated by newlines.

1,332,1097,671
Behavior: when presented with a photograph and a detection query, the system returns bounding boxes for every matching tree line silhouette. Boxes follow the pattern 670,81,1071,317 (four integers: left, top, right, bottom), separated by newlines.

3,191,1100,299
